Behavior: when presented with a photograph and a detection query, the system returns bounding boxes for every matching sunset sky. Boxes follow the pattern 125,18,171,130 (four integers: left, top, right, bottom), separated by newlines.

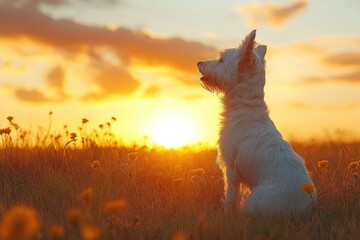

1,0,360,147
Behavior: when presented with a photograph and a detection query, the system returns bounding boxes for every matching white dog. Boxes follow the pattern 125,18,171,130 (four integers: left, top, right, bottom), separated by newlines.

197,30,316,214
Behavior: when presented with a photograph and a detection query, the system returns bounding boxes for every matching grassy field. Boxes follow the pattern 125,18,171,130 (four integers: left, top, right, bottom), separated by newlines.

1,121,360,239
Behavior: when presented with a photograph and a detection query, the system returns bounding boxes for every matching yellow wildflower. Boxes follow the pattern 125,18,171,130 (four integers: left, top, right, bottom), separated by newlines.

0,205,40,239
66,208,82,226
49,224,64,238
173,232,190,240
81,225,101,240
104,199,127,214
302,183,314,194
76,187,93,203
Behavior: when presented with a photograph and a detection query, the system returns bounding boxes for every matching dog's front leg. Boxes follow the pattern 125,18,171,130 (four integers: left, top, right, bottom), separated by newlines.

217,153,240,210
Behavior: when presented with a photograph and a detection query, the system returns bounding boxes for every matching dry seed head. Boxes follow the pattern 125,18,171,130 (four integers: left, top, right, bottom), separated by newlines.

127,152,139,161
91,160,101,169
82,118,89,124
104,199,127,214
0,127,11,135
70,132,77,141
6,116,13,122
317,160,329,168
347,161,360,170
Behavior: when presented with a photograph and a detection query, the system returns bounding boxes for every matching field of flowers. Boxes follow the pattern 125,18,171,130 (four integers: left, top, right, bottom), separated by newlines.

1,116,360,239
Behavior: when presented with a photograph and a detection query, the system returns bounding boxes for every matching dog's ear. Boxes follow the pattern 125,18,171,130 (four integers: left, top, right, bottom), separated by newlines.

238,29,257,72
254,45,267,63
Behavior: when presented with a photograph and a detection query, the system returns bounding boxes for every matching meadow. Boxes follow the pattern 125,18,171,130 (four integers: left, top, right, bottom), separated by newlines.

1,116,360,239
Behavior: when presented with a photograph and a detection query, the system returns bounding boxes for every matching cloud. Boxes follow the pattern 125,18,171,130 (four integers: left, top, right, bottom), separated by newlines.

81,65,140,101
6,0,121,7
288,101,360,111
0,2,216,73
143,86,161,98
325,52,360,68
46,65,65,93
14,87,64,103
237,0,308,27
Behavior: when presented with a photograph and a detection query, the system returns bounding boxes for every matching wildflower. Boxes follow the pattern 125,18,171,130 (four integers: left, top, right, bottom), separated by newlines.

6,116,13,122
49,224,64,238
127,152,138,161
70,132,77,141
99,124,104,129
111,117,117,122
49,111,53,116
76,187,93,203
347,161,360,170
302,183,314,194
0,127,11,135
173,232,190,240
81,225,101,240
308,171,313,178
0,205,40,239
91,160,101,169
317,160,329,168
66,208,82,226
82,118,89,124
104,199,127,215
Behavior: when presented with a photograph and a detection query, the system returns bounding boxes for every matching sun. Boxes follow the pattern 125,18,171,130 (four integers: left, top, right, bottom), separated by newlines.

148,113,197,149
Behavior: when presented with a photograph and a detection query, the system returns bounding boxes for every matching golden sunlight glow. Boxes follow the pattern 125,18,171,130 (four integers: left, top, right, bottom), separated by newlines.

147,112,198,148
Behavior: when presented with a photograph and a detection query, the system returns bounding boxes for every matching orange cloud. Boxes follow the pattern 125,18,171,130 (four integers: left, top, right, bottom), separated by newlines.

14,88,67,103
325,52,360,68
46,66,65,93
81,65,139,101
237,0,308,27
0,2,216,73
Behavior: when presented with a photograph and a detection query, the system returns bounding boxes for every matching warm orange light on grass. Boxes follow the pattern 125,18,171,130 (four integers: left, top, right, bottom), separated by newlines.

148,113,198,149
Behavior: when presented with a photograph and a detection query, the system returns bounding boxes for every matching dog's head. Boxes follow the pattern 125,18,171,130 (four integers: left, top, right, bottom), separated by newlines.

197,30,267,94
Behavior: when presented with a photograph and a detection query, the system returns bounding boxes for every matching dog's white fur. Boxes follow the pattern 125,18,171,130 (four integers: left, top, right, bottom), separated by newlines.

197,30,316,214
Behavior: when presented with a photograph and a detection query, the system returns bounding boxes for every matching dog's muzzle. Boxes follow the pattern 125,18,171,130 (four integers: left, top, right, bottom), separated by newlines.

197,61,208,81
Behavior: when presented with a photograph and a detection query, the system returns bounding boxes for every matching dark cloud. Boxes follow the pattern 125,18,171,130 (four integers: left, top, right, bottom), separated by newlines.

0,2,216,73
238,0,308,27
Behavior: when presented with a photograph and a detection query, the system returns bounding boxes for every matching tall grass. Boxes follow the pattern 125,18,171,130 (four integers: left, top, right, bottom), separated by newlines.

0,117,360,239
